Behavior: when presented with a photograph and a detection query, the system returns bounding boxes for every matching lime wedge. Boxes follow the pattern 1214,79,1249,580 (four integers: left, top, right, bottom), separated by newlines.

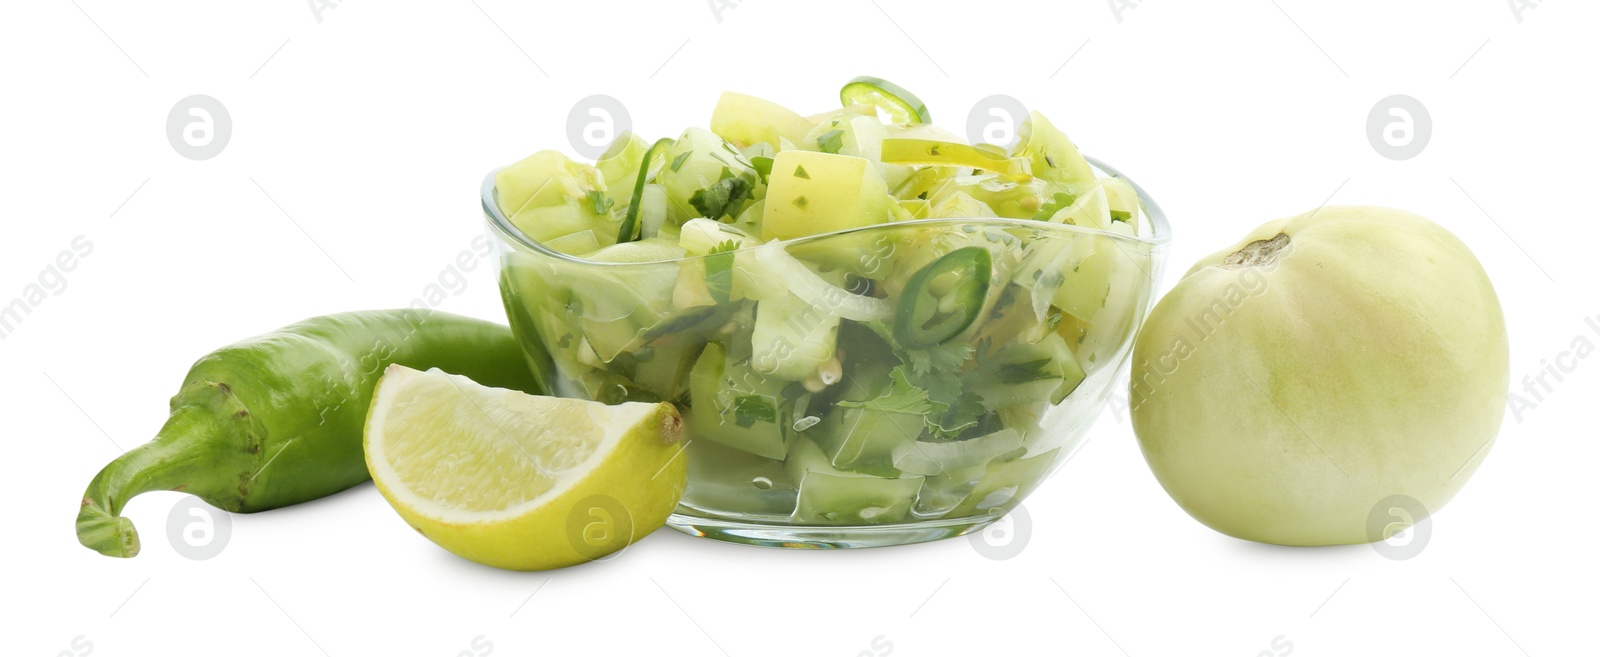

840,76,931,125
364,365,687,570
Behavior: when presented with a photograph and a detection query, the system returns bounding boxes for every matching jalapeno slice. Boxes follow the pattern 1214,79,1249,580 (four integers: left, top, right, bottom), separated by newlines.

894,246,992,349
840,76,932,125
616,137,677,243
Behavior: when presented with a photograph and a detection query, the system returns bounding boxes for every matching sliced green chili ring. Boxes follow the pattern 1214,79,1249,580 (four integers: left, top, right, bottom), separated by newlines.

894,246,992,349
840,76,932,125
617,137,677,244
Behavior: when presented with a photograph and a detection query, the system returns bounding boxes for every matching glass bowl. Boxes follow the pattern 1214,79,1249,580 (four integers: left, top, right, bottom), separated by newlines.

482,158,1170,549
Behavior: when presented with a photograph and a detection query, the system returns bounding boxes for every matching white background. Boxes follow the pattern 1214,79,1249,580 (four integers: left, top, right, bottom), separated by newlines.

4,1,1593,655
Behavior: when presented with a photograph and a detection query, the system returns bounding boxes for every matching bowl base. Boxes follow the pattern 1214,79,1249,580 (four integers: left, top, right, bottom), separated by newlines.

664,511,1000,549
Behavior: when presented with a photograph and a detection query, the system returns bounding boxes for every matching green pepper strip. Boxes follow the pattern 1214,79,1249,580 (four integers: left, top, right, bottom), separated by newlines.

880,139,1033,181
75,310,543,558
894,247,992,349
616,137,677,244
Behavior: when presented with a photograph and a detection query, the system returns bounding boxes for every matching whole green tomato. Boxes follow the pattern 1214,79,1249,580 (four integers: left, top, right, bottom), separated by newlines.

1129,206,1508,546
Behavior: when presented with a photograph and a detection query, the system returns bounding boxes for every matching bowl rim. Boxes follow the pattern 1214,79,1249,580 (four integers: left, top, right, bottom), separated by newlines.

482,155,1171,266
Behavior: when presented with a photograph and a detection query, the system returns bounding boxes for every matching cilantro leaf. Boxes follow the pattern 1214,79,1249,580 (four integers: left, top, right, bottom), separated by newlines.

731,395,777,428
817,129,845,154
670,151,692,172
928,391,986,440
839,367,933,415
1032,191,1078,222
855,321,986,441
704,239,738,304
904,341,975,377
585,190,614,215
750,156,773,183
690,176,753,219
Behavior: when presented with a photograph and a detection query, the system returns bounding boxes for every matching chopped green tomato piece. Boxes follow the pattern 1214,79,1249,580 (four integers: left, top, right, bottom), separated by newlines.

710,91,816,148
506,204,593,244
880,139,1032,179
892,165,959,204
573,240,686,360
596,131,649,204
786,438,923,525
1052,232,1121,322
495,151,616,247
617,138,677,243
818,406,924,476
626,339,702,401
679,217,752,256
1098,176,1140,226
1045,184,1112,230
894,247,992,349
839,75,932,124
830,115,912,192
945,448,1059,518
1058,221,1142,372
761,150,893,241
950,174,1052,219
793,470,924,525
496,150,603,218
1011,111,1095,191
690,342,793,460
892,428,1024,477
799,114,907,187
808,354,910,473
672,268,714,309
728,197,765,236
1015,218,1114,322
543,229,601,256
682,439,798,515
928,190,999,219
752,291,841,381
974,331,1085,407
584,238,685,264
899,198,931,219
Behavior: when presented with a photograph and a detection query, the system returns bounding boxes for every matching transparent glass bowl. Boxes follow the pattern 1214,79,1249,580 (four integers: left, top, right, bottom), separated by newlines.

482,158,1170,548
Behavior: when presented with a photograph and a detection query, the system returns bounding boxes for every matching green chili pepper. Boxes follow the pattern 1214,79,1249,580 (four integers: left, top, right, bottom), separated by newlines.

75,310,543,558
894,247,992,349
617,137,677,244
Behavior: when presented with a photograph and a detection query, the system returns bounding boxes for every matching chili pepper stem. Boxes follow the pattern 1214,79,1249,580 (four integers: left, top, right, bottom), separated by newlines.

75,404,230,558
